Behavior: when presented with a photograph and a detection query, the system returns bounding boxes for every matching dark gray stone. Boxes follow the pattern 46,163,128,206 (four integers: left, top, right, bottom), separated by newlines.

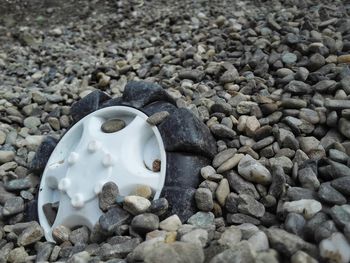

148,198,169,216
99,182,119,212
318,183,346,205
30,136,58,173
71,90,111,123
227,213,261,225
99,206,130,233
330,205,350,228
122,81,174,109
131,213,159,235
331,176,350,196
158,108,217,158
314,220,338,243
285,213,306,237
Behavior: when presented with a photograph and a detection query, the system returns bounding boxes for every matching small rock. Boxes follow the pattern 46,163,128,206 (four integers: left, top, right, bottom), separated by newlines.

52,225,71,244
7,247,28,263
99,206,130,233
147,111,170,125
159,215,182,231
285,213,306,237
210,241,255,263
283,199,322,219
238,155,272,185
123,195,151,215
247,231,269,252
69,226,89,245
148,198,169,216
131,213,159,235
291,251,318,263
320,232,350,263
318,183,346,205
2,196,24,216
131,185,152,199
181,229,208,247
195,188,214,212
218,226,242,247
0,150,15,164
99,181,119,211
237,194,265,218
17,222,44,246
330,205,350,228
188,212,215,228
101,119,126,133
216,179,230,207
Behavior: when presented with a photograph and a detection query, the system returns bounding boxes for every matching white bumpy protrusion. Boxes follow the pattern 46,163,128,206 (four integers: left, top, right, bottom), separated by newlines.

38,106,166,241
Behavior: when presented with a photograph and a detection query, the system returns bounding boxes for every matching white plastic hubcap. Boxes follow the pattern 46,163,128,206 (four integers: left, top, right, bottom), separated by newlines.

38,106,166,241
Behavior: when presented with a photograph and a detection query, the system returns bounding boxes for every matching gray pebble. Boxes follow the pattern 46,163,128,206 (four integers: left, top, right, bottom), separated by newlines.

101,119,126,133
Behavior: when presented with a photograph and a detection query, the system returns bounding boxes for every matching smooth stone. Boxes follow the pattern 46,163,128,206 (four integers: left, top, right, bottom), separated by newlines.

330,205,350,228
69,226,90,245
201,166,216,179
331,177,350,196
291,251,318,263
285,213,306,237
0,150,15,164
215,179,230,207
123,195,151,215
99,206,130,233
147,111,170,125
212,148,237,168
17,222,44,246
131,185,152,199
339,118,350,139
227,213,261,225
238,155,272,185
52,225,71,244
210,124,236,139
209,241,255,263
216,154,244,173
101,119,126,133
284,81,311,94
314,220,339,243
227,172,260,199
2,196,24,216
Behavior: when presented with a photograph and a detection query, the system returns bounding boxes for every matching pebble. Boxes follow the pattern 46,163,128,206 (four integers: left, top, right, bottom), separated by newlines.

318,183,347,205
210,124,236,139
131,213,159,235
330,205,350,228
216,153,244,173
159,215,182,231
283,199,322,219
285,213,306,237
195,188,214,212
291,251,318,263
147,111,170,125
2,196,24,216
52,225,71,244
237,194,265,218
331,177,350,196
320,232,350,263
123,195,151,215
218,226,242,247
237,154,272,185
69,226,90,245
17,222,44,246
0,150,15,164
215,179,230,207
7,247,28,263
131,184,152,199
247,231,269,252
188,212,215,228
210,241,255,263
99,181,119,211
101,119,126,133
181,229,208,247
212,148,237,168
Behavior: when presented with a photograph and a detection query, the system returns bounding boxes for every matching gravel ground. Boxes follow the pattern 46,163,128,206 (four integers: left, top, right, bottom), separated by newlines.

1,0,350,262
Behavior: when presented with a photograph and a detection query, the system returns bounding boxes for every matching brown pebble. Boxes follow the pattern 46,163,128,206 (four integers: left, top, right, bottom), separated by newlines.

152,159,161,172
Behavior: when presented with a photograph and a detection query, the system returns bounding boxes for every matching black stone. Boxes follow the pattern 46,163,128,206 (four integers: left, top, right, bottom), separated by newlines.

23,199,39,222
142,101,177,116
160,186,196,222
158,108,217,158
99,206,130,233
30,136,58,174
164,152,210,188
122,81,174,108
70,90,111,123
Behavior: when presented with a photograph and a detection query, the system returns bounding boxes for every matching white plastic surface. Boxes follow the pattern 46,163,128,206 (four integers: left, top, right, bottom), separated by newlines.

38,106,166,241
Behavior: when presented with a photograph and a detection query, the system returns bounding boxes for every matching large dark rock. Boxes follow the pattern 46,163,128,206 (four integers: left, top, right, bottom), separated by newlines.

30,136,58,174
122,81,174,108
160,186,196,222
99,206,130,233
70,90,111,123
142,101,177,116
158,108,217,158
165,152,210,188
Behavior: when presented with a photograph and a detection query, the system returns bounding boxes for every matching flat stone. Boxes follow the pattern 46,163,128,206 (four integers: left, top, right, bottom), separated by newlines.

210,124,236,139
284,81,311,94
4,178,31,191
227,172,260,199
101,118,126,133
52,225,71,244
217,153,244,174
331,177,350,196
187,212,215,228
227,213,261,225
69,226,90,245
212,148,237,168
